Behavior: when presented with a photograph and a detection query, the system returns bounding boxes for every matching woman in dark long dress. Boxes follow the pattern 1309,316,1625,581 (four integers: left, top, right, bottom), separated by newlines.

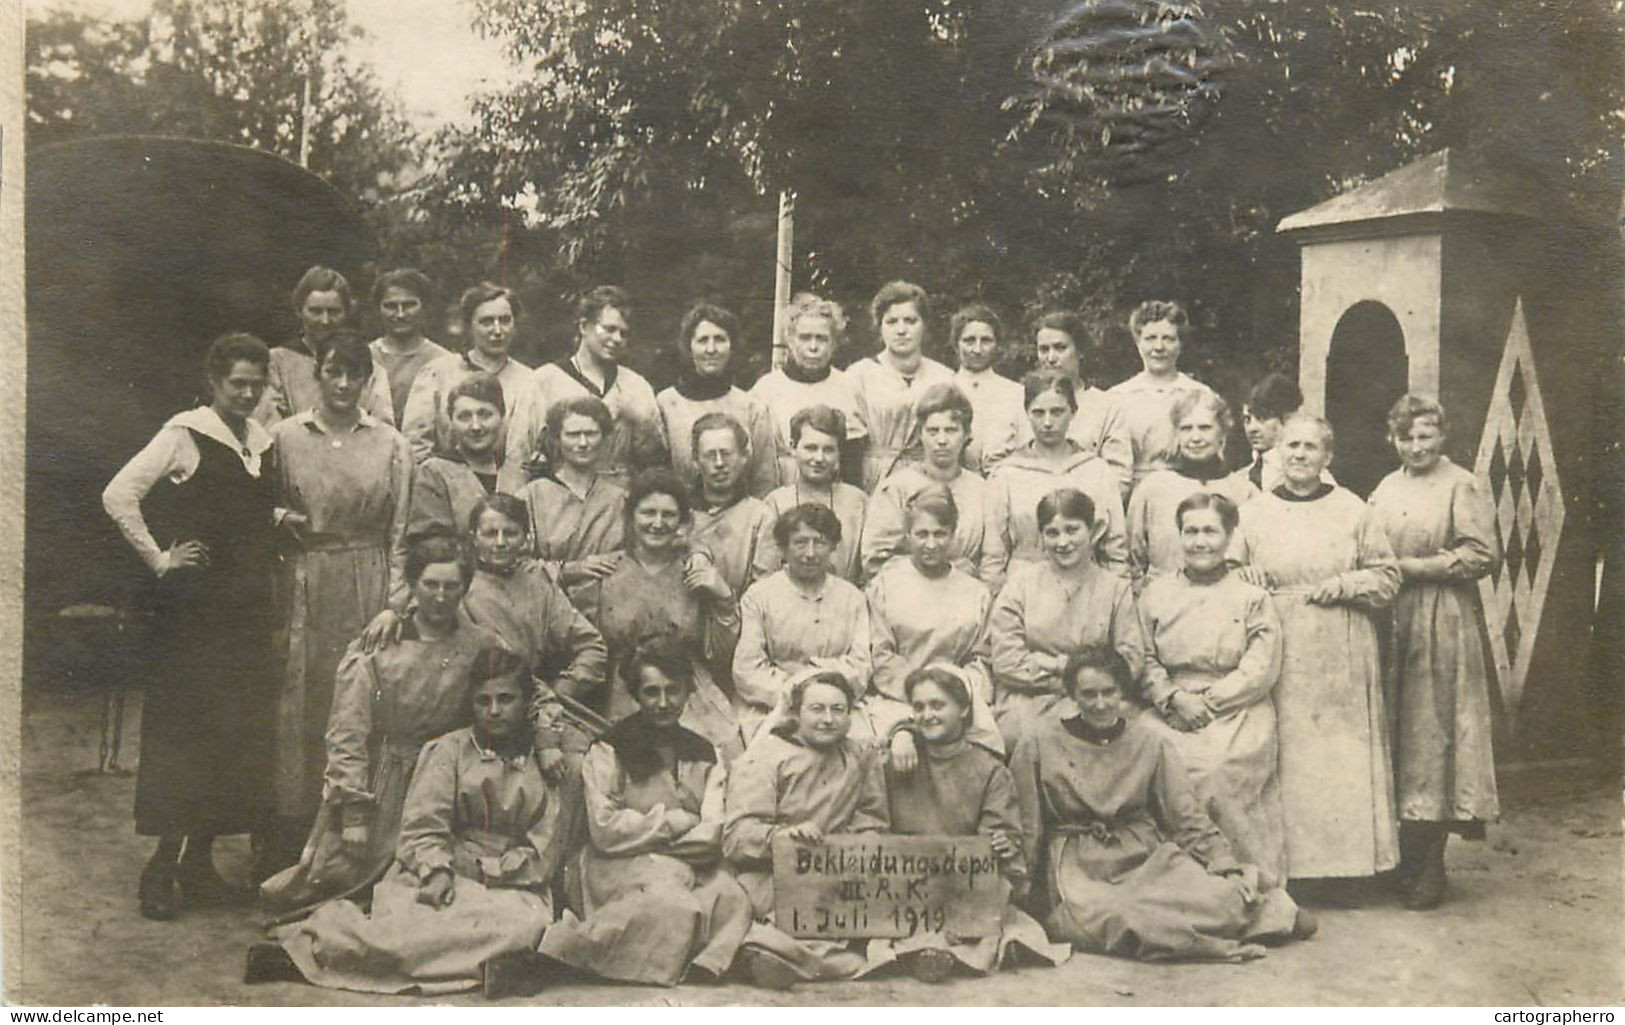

102,333,281,919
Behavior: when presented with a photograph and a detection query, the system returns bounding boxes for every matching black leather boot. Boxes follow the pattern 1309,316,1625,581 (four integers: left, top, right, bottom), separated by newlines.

1394,821,1425,897
137,861,177,921
1404,824,1448,910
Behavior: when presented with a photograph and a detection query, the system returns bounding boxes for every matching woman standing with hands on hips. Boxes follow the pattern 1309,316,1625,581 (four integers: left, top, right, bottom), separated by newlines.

103,333,281,919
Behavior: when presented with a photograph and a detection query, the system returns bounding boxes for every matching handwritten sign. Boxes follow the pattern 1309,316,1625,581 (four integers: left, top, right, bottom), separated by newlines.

772,834,1006,940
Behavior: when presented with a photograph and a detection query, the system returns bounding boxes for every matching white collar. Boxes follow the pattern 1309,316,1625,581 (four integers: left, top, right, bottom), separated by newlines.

293,407,380,434
955,367,1000,385
168,406,272,457
1114,370,1201,393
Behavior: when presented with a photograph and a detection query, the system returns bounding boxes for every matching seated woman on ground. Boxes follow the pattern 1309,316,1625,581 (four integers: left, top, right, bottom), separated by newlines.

247,651,568,998
537,647,753,986
722,671,890,989
866,666,1071,981
260,529,510,919
1009,648,1313,963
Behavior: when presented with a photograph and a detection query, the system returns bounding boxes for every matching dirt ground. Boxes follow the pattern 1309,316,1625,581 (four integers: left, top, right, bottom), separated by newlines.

8,687,1623,1008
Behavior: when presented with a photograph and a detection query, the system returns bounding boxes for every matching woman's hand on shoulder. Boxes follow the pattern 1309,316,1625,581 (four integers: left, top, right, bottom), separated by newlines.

578,554,621,580
535,747,567,783
358,608,404,653
683,556,732,602
1235,565,1273,589
888,729,919,774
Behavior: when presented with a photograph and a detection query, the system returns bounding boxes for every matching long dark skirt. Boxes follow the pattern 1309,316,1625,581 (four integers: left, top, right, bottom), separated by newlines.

134,581,276,837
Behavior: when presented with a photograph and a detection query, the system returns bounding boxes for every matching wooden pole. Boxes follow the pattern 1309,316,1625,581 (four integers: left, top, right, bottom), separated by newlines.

770,189,795,369
298,71,314,169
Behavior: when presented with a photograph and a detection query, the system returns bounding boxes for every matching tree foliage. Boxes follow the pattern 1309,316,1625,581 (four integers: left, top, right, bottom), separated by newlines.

26,0,418,206
425,0,1622,393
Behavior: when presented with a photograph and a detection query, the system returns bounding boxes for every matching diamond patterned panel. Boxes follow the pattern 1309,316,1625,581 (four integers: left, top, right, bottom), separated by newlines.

1474,300,1565,718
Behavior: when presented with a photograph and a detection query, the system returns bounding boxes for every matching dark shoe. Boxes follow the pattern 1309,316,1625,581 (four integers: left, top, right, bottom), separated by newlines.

1393,822,1426,898
138,863,177,921
481,951,546,1000
1292,907,1319,940
1404,829,1448,910
244,942,304,984
739,948,799,991
905,948,957,983
177,858,243,908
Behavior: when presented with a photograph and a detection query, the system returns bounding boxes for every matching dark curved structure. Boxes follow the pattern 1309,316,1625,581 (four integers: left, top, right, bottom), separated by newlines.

26,136,372,683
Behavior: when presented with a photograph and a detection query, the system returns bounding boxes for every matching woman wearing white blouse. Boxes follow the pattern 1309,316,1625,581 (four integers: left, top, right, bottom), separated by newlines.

103,333,282,920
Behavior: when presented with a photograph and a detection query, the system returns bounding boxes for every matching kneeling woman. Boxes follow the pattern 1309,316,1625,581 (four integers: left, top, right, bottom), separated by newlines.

723,671,890,988
538,648,753,985
867,667,1071,980
248,652,566,996
1010,649,1305,962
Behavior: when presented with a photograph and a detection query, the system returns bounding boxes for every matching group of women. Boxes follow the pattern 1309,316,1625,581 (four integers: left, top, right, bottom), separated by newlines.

101,266,1503,997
